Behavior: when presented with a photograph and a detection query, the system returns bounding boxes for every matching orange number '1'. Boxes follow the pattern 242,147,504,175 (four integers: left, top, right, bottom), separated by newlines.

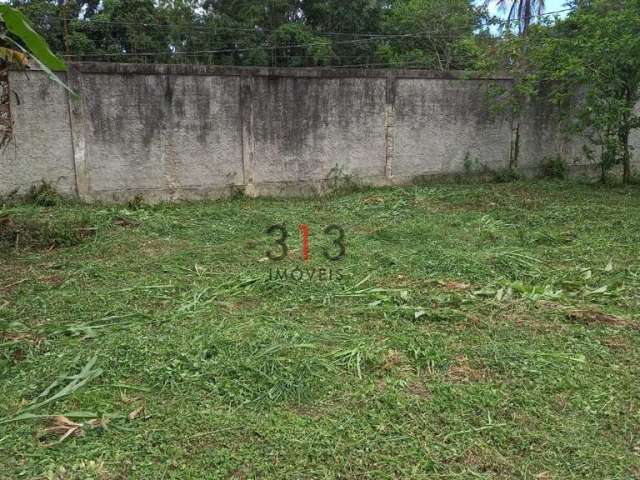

298,224,310,261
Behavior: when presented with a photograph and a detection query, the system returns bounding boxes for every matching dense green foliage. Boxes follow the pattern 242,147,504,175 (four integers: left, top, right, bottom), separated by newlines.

2,182,640,478
488,0,640,183
11,0,493,68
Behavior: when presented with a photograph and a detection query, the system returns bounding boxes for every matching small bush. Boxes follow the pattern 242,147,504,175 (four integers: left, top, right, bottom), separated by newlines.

463,153,484,175
127,193,146,210
0,214,94,251
326,164,363,195
26,182,63,207
0,188,19,205
492,167,520,183
542,156,568,180
628,169,640,185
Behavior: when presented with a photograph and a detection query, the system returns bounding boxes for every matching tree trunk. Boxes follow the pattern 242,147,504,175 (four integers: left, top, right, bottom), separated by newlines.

622,135,631,184
621,87,633,184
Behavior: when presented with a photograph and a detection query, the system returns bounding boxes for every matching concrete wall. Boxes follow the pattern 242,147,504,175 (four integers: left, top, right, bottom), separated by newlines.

0,63,631,202
72,67,243,202
392,78,513,180
1,71,76,197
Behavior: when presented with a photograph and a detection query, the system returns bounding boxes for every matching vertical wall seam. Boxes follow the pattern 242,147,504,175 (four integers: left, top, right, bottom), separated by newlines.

510,121,520,169
238,72,246,187
67,65,89,200
240,73,256,196
63,71,79,199
384,74,396,179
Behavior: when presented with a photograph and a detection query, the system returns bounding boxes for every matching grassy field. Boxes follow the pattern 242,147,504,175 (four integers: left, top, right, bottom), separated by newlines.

1,181,639,479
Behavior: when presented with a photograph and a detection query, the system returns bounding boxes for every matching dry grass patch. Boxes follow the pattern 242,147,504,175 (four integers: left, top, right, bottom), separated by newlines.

568,309,635,328
447,355,491,383
405,379,430,398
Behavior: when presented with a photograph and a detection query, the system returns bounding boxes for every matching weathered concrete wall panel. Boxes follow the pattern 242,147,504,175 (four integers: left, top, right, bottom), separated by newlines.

393,79,512,179
517,96,583,175
75,71,243,202
519,98,640,177
247,76,387,190
0,71,76,196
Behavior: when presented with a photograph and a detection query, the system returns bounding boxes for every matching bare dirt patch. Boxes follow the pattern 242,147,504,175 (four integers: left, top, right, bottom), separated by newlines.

441,280,472,291
40,275,64,287
447,355,490,383
113,216,139,228
568,309,635,328
406,379,430,399
601,335,633,352
380,349,403,371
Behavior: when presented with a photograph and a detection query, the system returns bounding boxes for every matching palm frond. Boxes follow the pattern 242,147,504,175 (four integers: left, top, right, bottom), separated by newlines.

486,0,546,33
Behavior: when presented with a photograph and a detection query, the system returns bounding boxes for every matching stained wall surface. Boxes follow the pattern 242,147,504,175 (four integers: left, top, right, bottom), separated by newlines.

1,64,634,201
1,72,76,197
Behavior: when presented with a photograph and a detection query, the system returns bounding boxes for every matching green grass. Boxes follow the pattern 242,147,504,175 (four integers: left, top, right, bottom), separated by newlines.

1,181,639,479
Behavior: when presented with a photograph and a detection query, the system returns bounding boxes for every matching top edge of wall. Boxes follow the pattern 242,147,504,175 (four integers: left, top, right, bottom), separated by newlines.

42,62,514,81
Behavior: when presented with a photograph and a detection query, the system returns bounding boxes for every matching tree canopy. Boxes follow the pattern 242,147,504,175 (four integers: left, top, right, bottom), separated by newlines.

9,0,493,68
487,0,640,182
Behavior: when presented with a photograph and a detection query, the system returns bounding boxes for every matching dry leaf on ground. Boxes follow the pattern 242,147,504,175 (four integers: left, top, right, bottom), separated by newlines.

441,280,471,291
128,406,144,421
41,416,85,443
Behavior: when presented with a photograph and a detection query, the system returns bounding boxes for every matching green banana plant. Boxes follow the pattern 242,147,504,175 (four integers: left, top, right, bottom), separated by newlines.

0,5,73,95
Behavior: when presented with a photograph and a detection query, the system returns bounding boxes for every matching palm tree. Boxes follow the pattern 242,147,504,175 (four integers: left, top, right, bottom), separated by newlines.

488,0,546,34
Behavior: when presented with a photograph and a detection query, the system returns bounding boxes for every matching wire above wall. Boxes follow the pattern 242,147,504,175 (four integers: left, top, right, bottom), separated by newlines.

20,3,573,69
